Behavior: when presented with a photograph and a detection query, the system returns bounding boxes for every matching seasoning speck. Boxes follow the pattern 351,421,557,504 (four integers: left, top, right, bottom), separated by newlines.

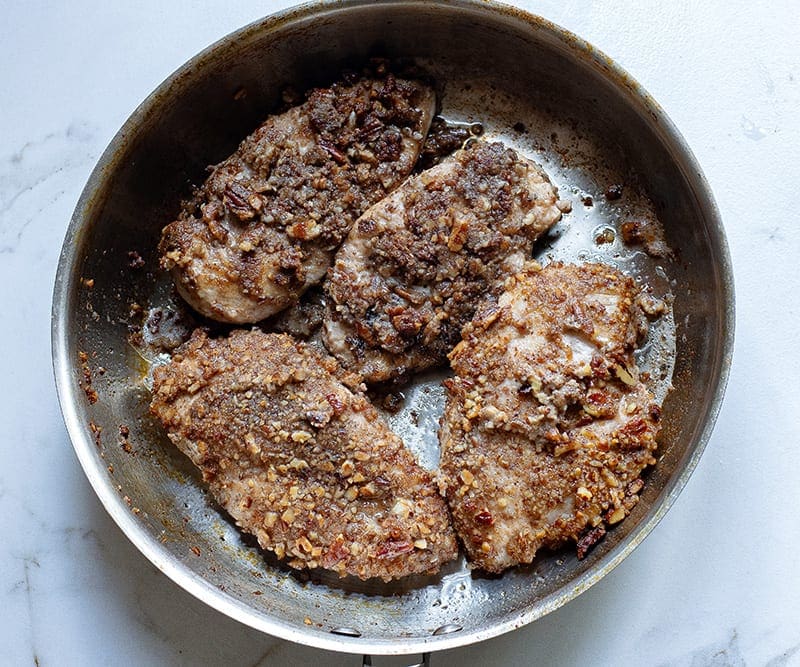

127,251,145,269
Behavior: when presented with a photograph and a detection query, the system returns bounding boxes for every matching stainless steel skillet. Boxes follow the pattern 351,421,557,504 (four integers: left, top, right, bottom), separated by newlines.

52,0,733,658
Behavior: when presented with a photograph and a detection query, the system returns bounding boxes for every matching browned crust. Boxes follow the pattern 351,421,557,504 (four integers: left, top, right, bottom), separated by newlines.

439,262,661,572
150,329,457,581
160,66,435,324
324,140,563,382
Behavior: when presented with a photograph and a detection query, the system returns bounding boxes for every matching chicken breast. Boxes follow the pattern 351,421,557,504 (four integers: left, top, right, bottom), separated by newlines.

159,68,435,324
323,140,564,383
150,329,457,581
439,262,662,573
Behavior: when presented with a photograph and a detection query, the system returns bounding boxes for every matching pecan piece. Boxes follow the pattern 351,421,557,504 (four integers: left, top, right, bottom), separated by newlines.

576,525,606,560
223,181,256,221
319,140,347,164
376,539,414,559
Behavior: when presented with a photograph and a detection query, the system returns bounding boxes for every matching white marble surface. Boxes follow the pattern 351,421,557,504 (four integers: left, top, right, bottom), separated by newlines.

1,1,798,665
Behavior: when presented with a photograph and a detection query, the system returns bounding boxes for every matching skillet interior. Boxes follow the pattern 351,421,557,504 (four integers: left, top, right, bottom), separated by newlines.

53,0,733,655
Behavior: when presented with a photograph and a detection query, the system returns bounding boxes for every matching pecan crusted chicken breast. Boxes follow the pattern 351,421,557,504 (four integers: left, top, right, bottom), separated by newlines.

160,69,435,324
150,329,457,581
323,140,564,383
439,262,662,572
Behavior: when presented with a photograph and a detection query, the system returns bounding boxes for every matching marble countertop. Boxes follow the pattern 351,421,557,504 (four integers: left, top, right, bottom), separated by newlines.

2,1,798,665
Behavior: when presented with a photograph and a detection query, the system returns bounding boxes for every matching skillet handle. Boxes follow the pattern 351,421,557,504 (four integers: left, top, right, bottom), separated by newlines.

362,654,431,667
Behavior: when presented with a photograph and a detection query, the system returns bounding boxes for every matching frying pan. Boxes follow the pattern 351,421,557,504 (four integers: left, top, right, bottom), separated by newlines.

52,0,734,659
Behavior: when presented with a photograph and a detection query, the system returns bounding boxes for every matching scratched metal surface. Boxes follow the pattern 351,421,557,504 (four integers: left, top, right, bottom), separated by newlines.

52,0,732,656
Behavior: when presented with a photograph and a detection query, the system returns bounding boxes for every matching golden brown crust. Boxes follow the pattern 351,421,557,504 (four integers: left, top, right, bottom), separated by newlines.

150,329,457,581
160,68,435,324
323,141,563,383
439,262,661,572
